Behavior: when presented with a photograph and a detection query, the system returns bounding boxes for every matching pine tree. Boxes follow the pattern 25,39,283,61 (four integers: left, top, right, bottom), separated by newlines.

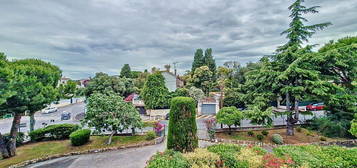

191,49,204,72
120,64,132,78
278,0,332,52
275,0,331,135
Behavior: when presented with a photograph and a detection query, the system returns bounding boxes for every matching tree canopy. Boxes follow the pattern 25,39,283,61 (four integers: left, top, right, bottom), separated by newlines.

120,64,132,78
141,73,170,109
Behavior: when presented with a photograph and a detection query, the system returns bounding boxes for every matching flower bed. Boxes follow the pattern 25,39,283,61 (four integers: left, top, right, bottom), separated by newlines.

147,144,357,168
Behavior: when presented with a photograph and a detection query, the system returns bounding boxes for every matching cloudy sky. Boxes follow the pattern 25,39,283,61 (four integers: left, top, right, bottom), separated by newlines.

1,0,356,79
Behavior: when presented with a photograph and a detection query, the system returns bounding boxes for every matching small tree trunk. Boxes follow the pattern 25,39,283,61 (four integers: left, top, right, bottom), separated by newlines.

228,125,231,135
107,130,116,145
0,133,10,158
30,113,35,132
131,128,135,135
286,115,294,136
8,113,21,156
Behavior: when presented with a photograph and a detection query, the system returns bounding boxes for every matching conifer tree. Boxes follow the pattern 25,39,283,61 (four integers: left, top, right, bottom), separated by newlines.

203,48,216,76
120,64,132,78
191,49,204,72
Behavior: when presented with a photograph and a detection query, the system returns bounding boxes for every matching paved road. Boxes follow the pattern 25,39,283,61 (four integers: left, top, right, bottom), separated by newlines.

26,142,166,168
0,102,85,133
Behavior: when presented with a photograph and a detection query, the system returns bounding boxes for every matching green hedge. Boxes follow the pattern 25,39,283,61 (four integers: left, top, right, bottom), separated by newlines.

70,129,91,146
29,124,80,141
167,97,198,152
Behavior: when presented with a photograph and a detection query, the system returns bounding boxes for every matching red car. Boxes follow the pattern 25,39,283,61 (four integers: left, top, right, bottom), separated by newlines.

306,103,325,111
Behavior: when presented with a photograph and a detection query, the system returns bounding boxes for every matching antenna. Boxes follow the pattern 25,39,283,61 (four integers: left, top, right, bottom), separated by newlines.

173,62,179,75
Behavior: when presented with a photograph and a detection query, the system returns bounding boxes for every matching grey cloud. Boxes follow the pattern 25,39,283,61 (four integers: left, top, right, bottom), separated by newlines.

0,0,356,79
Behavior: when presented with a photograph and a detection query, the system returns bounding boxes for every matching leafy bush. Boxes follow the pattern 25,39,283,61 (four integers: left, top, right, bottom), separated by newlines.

309,117,352,138
273,145,357,168
183,148,220,168
271,134,283,145
261,130,269,136
29,124,80,141
146,131,156,140
256,134,264,141
236,147,264,168
147,150,190,168
167,97,198,152
69,129,91,146
305,130,314,136
207,144,246,168
247,131,254,136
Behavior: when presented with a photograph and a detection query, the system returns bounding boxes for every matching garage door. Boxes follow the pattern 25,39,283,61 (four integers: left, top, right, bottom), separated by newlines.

201,104,216,115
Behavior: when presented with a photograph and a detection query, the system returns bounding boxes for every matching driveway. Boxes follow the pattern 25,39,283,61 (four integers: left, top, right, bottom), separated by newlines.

26,142,166,168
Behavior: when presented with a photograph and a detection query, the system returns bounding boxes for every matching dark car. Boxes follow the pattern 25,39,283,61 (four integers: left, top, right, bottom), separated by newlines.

306,103,325,111
61,112,71,120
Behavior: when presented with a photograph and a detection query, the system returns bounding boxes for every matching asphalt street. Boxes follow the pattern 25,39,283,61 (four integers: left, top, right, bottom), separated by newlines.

0,102,85,134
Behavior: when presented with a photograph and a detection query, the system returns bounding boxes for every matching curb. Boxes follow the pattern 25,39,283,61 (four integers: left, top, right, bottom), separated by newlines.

9,136,165,168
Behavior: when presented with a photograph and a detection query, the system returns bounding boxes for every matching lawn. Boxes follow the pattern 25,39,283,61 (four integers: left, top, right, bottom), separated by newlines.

0,135,148,168
216,128,347,144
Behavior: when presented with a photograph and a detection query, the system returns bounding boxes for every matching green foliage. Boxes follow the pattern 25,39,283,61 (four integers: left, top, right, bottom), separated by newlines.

141,73,170,109
319,136,327,141
188,87,204,103
256,134,264,141
171,88,190,98
120,64,132,78
190,66,214,95
146,131,156,140
278,0,331,50
273,145,357,168
29,124,80,141
69,129,91,146
59,80,77,99
147,150,190,168
85,72,135,98
83,93,142,135
223,88,245,108
309,117,352,138
350,114,357,137
207,144,244,168
296,127,302,132
203,48,216,76
191,49,205,73
271,134,283,145
183,148,220,168
261,130,269,136
216,107,244,129
167,97,198,152
244,104,273,127
247,131,254,136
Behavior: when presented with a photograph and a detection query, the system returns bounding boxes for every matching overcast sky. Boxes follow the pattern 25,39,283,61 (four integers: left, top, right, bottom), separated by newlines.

1,0,356,79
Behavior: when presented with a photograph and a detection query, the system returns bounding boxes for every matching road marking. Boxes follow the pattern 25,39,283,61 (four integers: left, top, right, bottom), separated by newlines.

196,115,216,119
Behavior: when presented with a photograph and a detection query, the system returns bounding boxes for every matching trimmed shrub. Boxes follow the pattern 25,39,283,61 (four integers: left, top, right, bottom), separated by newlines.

146,131,156,140
167,97,198,152
29,124,80,141
261,130,269,136
256,134,264,141
147,150,190,168
272,134,283,145
183,148,220,167
70,129,91,146
247,131,254,136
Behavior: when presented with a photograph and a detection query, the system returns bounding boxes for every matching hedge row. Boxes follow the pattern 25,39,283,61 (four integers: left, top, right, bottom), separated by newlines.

29,124,80,141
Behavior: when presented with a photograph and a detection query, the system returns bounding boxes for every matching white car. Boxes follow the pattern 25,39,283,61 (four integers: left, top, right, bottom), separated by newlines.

42,107,58,114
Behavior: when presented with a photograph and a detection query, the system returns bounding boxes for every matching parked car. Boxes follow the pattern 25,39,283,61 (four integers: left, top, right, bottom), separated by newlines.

61,112,71,120
42,107,58,114
306,103,325,111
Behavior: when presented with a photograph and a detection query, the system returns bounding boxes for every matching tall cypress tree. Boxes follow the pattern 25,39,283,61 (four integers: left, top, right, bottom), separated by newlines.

191,49,204,72
203,48,216,76
120,64,132,78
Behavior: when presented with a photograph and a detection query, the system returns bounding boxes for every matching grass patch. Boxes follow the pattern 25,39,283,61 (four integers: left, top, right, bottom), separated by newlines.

216,128,348,144
0,135,147,168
